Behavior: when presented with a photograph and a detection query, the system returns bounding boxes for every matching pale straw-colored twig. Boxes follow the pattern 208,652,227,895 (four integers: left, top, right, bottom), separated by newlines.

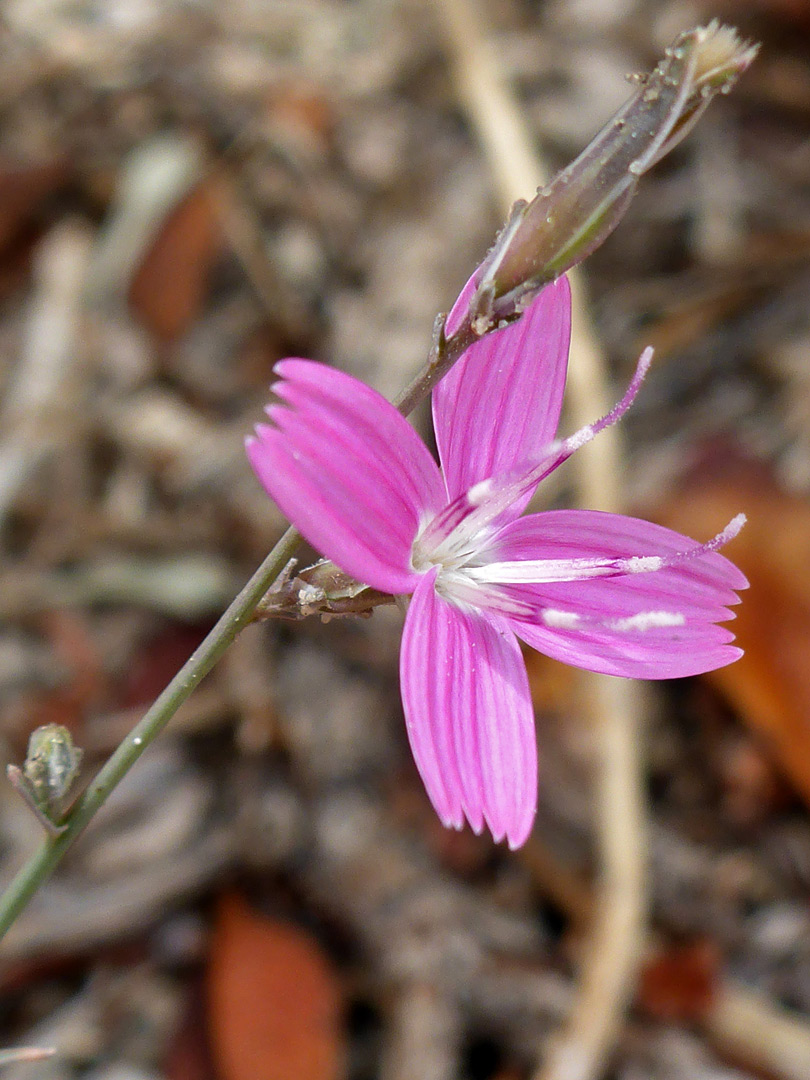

707,979,810,1080
432,1,647,1077
0,1047,55,1067
0,222,93,527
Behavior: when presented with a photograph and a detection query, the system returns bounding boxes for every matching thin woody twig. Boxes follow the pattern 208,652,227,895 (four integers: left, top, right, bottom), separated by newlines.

0,222,92,527
432,1,647,1078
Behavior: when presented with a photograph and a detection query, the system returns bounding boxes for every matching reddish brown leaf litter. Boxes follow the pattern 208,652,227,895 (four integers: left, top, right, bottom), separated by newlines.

130,181,223,344
207,894,343,1080
659,459,810,812
639,940,721,1023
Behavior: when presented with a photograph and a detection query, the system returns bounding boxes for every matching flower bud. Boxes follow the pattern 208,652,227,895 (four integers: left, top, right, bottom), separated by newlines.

464,22,758,335
8,724,83,830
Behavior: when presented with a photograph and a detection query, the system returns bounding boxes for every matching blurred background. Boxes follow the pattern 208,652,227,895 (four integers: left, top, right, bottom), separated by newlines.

0,1,809,1078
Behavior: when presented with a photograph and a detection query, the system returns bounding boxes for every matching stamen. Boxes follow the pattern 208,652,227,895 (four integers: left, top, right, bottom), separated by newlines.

435,571,535,618
470,557,644,584
625,556,664,573
468,513,745,586
542,609,581,629
539,607,687,632
416,346,655,563
467,479,493,505
609,611,685,631
540,607,688,632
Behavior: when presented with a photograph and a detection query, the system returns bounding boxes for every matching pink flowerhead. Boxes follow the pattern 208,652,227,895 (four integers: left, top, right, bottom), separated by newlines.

247,277,747,848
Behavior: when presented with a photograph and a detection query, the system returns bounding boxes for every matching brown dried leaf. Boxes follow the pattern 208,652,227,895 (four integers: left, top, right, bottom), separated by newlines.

719,0,810,27
0,161,70,298
129,181,221,343
656,459,810,809
165,982,216,1080
639,939,720,1022
0,161,68,252
207,893,343,1080
266,84,335,151
26,610,105,736
119,624,209,709
718,733,789,827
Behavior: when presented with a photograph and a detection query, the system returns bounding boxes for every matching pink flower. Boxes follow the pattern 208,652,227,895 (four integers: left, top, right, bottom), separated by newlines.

247,277,746,848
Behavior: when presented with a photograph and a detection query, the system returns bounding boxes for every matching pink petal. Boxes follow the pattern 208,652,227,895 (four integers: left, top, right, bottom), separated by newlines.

247,359,445,595
512,614,741,679
275,359,447,510
417,346,653,559
400,571,538,848
486,509,746,679
433,277,571,508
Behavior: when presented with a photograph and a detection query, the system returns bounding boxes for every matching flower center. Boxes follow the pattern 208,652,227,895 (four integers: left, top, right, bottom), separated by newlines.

410,512,492,577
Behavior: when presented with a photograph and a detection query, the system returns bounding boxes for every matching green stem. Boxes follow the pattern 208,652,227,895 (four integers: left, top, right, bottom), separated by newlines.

393,317,475,415
0,525,300,942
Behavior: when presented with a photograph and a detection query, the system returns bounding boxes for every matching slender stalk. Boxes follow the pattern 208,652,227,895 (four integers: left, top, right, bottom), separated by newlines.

393,315,475,416
0,525,296,940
